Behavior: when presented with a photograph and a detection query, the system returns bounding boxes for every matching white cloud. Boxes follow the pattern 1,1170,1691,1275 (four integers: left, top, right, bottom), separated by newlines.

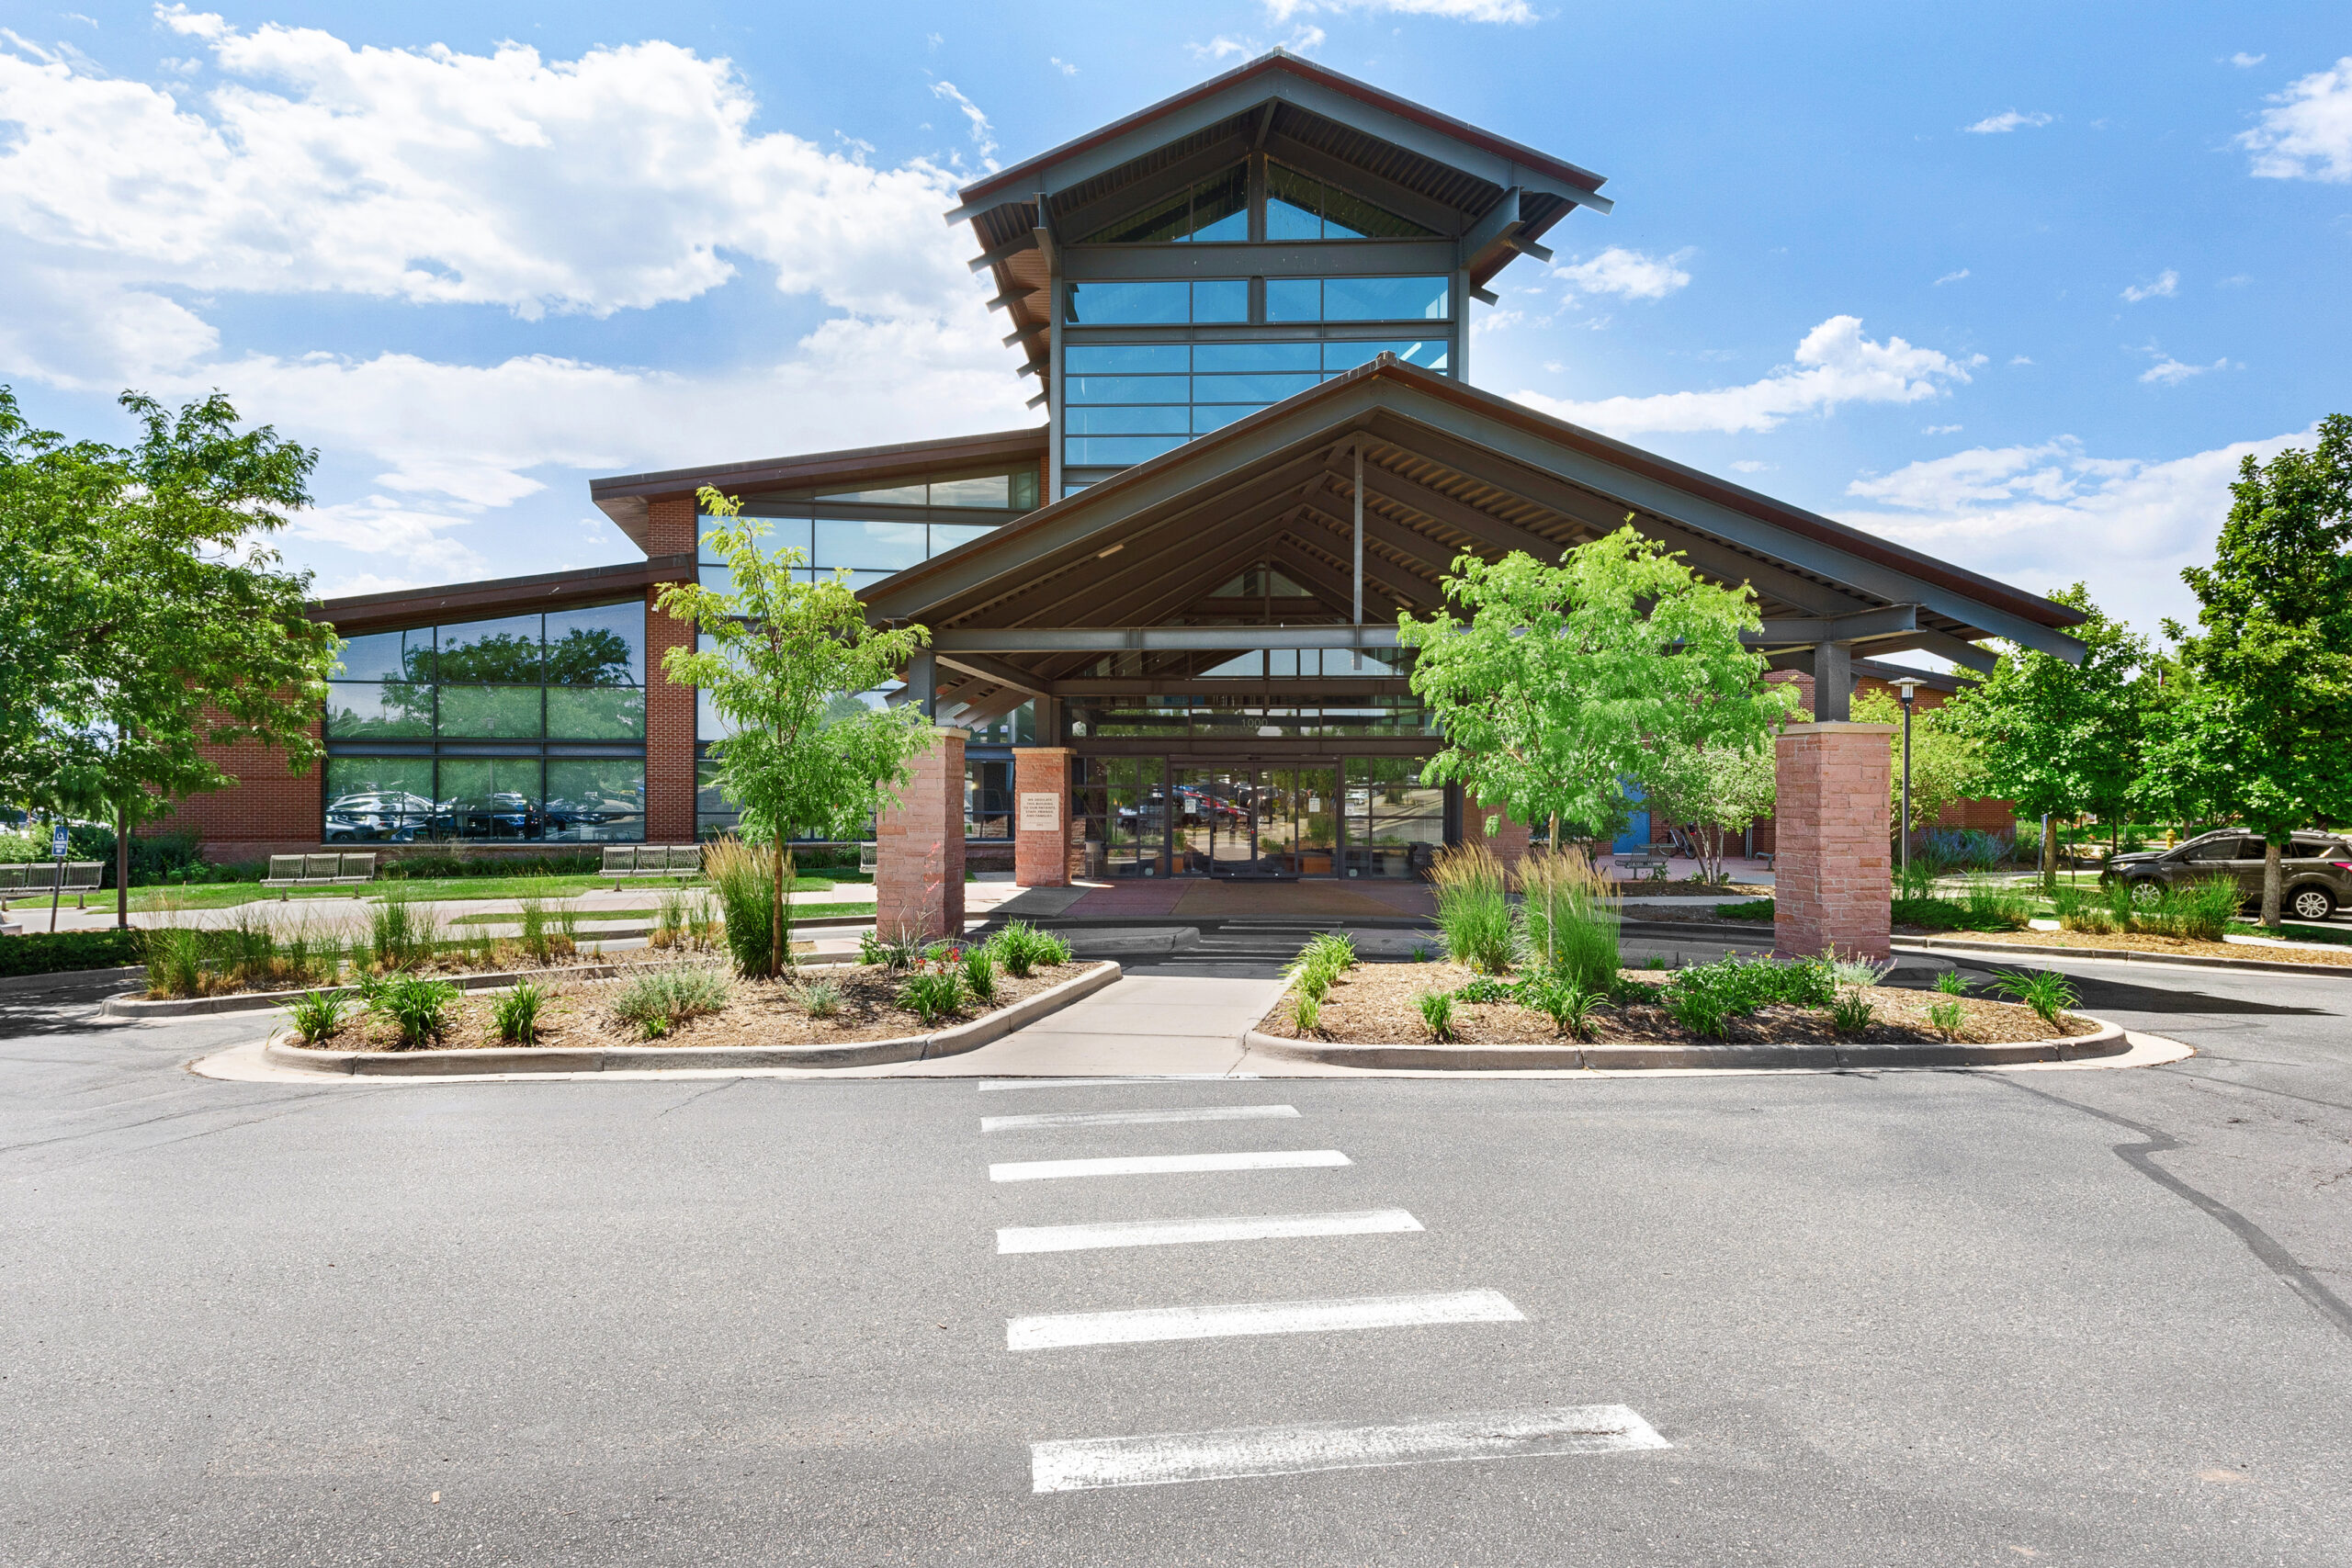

1049,56,1077,75
2230,52,2267,68
1264,0,1535,21
1838,429,2314,630
1921,423,1962,434
1552,246,1691,302
1192,26,1326,60
1962,109,2053,134
2140,355,2231,386
2239,55,2352,182
1730,460,1771,473
1511,315,1970,437
2008,355,2033,366
929,80,998,169
1932,268,1969,286
0,12,978,332
2121,269,2179,301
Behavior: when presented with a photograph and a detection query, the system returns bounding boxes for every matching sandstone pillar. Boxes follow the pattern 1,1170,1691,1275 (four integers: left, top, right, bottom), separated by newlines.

1012,747,1075,887
876,727,967,942
1772,722,1894,963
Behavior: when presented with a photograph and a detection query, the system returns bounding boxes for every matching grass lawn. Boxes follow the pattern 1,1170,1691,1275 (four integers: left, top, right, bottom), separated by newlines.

119,872,856,912
448,896,876,927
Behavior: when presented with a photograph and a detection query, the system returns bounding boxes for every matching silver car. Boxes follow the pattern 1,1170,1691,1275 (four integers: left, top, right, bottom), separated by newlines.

2105,829,2352,922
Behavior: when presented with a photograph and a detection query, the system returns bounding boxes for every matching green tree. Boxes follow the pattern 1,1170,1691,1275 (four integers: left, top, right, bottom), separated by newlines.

1941,585,2153,881
2135,416,2352,928
0,387,337,917
1635,740,1779,885
656,487,934,976
1851,689,1986,860
1397,524,1799,848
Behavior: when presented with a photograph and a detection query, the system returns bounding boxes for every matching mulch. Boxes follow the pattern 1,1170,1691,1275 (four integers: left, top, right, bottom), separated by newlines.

1928,929,2352,968
1258,959,2098,1046
304,956,1089,1052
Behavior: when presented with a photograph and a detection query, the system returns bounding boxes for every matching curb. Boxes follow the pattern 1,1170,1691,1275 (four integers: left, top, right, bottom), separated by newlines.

1894,936,2352,976
1241,1016,2127,1071
0,964,147,997
261,960,1122,1077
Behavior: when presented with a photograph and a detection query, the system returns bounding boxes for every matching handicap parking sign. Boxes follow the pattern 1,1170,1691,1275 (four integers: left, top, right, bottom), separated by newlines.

51,825,67,858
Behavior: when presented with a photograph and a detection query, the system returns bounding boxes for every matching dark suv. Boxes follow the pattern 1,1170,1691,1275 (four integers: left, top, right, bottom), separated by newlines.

2105,829,2352,922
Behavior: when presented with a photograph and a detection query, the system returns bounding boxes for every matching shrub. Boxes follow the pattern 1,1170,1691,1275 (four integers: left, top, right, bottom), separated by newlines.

1453,975,1510,1004
1827,991,1876,1035
1033,930,1073,966
612,967,731,1040
1291,989,1321,1034
1668,953,1836,1015
1917,828,2018,873
706,835,785,978
861,929,927,973
986,920,1051,977
1410,945,1431,963
898,966,963,1027
1518,973,1609,1040
288,989,352,1045
1827,954,1895,989
2143,876,2240,942
1714,899,1774,922
1430,841,1512,973
1515,848,1620,991
369,894,442,972
0,929,143,978
962,944,999,1004
1928,999,1966,1038
1934,969,1972,996
796,977,843,1019
1303,931,1358,975
493,981,548,1044
144,925,206,998
1664,986,1731,1041
1957,878,2039,931
372,973,459,1048
1415,989,1455,1042
1987,968,2077,1025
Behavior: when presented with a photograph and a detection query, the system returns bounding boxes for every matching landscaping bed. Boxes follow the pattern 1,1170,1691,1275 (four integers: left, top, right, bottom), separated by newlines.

1260,958,2098,1047
287,953,1091,1052
1929,929,2352,967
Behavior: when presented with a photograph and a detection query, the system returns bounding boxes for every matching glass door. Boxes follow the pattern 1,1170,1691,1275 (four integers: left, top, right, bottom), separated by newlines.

1261,767,1338,875
1172,766,1256,874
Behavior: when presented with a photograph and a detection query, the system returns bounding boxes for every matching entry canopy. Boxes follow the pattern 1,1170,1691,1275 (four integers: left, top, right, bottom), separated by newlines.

860,356,2087,718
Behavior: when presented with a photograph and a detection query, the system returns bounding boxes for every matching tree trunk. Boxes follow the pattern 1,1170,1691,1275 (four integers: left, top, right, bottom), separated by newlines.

769,840,786,977
2263,839,2282,931
780,846,797,969
115,805,129,931
2040,815,2056,886
1547,812,1559,853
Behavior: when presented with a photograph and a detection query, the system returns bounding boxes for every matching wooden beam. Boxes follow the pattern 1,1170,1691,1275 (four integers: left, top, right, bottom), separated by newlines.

968,233,1038,274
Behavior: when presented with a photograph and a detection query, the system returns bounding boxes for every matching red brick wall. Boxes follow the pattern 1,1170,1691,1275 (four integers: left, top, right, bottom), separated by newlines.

642,494,698,843
876,728,967,940
1771,721,1893,962
1472,795,1532,869
147,716,325,862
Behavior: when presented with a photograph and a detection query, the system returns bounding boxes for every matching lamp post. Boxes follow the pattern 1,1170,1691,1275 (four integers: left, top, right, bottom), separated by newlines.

1893,677,1919,890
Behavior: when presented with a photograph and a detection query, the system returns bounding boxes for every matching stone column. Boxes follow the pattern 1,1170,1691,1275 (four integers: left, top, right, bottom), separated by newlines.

876,727,967,942
1772,721,1894,962
1012,747,1075,886
642,494,699,845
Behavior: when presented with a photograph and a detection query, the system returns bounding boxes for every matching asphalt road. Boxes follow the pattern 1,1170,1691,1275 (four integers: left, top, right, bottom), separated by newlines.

2,949,2348,1567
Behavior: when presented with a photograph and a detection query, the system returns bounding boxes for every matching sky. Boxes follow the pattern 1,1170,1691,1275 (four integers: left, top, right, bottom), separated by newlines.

2,1,2347,657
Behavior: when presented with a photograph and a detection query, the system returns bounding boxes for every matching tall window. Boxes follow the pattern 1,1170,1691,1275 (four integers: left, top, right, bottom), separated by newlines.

1062,337,1449,468
322,601,648,843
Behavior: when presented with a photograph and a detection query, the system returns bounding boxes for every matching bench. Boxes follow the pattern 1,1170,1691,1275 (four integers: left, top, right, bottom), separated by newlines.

0,861,106,907
1614,853,1670,883
601,844,705,887
262,852,379,889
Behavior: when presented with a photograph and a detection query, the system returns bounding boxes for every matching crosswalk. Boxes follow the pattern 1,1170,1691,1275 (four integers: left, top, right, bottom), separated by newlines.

978,1077,1670,1495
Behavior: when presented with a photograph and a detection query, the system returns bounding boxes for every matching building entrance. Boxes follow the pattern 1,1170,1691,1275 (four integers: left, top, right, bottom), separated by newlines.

1169,765,1339,877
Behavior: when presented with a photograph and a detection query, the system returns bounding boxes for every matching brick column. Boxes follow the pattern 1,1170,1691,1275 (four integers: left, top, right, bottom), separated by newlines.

642,495,698,845
1772,722,1894,963
1012,746,1074,886
876,727,967,942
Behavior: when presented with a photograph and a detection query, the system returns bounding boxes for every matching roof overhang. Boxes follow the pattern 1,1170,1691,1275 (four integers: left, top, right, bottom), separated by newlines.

587,427,1047,553
860,358,2084,714
311,555,694,635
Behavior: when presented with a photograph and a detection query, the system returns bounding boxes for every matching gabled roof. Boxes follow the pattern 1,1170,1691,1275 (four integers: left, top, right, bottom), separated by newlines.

587,427,1047,553
953,52,1610,409
861,358,2084,713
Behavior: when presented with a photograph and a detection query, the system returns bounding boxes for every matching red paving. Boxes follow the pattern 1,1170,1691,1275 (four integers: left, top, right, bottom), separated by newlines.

1059,878,1435,920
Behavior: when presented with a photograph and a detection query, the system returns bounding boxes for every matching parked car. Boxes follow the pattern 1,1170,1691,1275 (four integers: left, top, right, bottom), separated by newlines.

2104,829,2352,921
322,790,434,842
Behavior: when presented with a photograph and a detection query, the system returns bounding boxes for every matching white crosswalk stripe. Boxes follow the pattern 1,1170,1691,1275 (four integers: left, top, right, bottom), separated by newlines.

997,1208,1423,1255
1031,1404,1670,1493
1007,1289,1524,1351
989,1149,1349,1183
978,1076,1261,1091
981,1104,1299,1134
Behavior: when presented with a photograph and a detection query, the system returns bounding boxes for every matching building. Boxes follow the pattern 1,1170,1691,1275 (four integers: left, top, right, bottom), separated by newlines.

164,52,2084,957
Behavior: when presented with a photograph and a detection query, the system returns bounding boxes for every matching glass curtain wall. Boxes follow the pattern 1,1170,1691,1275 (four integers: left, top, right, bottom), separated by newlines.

322,602,647,842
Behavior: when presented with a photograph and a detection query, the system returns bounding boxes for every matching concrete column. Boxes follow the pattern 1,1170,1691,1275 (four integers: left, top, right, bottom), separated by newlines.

1772,721,1894,963
876,727,967,942
1012,746,1075,887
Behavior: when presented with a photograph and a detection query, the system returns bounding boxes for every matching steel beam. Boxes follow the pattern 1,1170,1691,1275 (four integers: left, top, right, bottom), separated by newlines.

937,626,1405,652
934,649,1055,697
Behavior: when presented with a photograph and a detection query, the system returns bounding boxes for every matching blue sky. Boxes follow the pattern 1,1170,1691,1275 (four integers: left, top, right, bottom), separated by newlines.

3,1,2346,651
